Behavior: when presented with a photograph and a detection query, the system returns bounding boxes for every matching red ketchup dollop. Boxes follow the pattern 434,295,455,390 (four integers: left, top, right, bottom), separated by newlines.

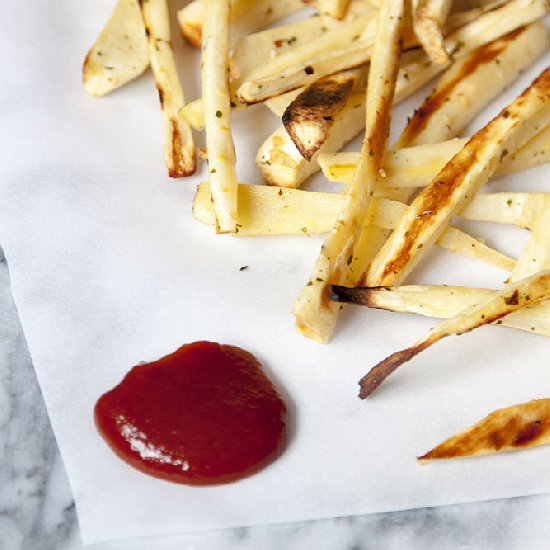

95,341,287,485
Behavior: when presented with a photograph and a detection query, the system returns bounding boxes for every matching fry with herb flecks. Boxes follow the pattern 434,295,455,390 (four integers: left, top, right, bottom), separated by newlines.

83,0,149,97
139,0,196,177
202,0,238,233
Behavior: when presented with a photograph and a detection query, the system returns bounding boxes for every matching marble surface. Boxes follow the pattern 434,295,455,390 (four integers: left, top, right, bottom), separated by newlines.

1,244,550,550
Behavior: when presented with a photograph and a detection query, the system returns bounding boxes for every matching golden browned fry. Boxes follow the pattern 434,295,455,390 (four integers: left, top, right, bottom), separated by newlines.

363,68,550,288
357,270,550,398
292,0,404,343
397,22,548,147
139,0,196,177
419,399,550,461
83,0,149,96
282,69,363,160
318,122,550,187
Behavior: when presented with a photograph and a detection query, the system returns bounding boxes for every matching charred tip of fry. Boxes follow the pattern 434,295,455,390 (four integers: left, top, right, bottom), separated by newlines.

329,285,375,306
282,76,355,160
358,342,429,399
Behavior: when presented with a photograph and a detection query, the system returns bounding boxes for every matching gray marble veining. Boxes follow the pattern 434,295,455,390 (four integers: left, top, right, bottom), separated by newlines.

1,245,550,550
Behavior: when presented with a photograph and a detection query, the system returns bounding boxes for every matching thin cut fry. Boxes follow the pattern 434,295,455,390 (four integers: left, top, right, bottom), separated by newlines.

357,270,550,398
239,0,549,104
413,0,453,65
363,68,550,287
292,0,404,343
140,0,196,178
419,399,550,460
202,0,238,233
318,124,550,186
83,0,149,96
194,183,516,271
397,22,548,147
330,284,550,336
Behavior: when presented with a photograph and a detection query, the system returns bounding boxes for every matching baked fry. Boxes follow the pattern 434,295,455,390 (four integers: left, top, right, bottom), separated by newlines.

330,284,550,337
292,0,404,343
202,0,238,233
83,0,149,96
419,399,550,460
139,0,196,177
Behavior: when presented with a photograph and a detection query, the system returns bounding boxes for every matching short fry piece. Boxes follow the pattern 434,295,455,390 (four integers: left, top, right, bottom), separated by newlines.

283,69,362,160
419,399,550,460
397,22,549,148
413,0,452,65
202,0,238,233
140,0,196,177
83,0,149,96
356,271,550,398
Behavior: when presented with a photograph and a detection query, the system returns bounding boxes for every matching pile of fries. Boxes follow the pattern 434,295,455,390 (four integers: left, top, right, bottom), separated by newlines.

84,0,550,461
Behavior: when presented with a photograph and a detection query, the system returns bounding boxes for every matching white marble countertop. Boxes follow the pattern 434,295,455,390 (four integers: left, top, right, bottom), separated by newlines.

1,245,550,549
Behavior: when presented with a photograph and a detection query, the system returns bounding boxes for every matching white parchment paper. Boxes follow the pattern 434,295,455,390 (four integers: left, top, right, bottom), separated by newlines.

1,1,549,545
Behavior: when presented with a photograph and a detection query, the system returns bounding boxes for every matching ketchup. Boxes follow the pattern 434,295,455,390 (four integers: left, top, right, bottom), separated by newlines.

95,341,287,485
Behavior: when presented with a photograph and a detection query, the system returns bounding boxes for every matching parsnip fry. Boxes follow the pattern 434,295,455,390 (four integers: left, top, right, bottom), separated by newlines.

292,0,404,343
237,16,375,104
419,399,550,460
178,0,303,48
194,183,516,271
283,69,363,160
357,271,550,398
257,16,547,189
364,68,550,287
413,0,452,65
180,14,349,130
140,0,196,177
330,284,550,336
202,0,238,233
318,124,550,186
83,0,149,97
397,22,548,148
